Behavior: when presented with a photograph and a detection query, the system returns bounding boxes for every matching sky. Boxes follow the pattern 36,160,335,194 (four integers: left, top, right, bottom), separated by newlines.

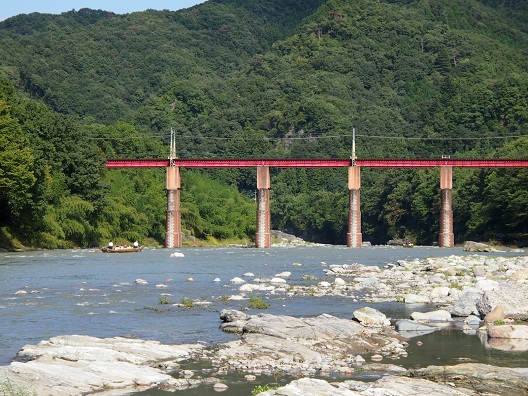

0,1,205,22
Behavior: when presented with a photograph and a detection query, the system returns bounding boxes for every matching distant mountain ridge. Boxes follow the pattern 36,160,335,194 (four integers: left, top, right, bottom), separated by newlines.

0,0,326,122
0,0,527,248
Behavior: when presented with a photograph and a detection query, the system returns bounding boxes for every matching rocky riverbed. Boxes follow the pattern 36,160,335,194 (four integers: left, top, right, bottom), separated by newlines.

2,248,528,395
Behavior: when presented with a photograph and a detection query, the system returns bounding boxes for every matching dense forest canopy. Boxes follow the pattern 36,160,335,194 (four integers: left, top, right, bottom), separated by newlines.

0,0,526,249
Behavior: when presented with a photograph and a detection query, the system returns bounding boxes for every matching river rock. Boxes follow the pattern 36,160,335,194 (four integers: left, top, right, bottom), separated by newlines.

352,307,390,327
230,277,246,284
228,294,245,300
511,269,528,281
324,263,380,277
463,241,496,252
257,376,479,395
270,277,287,284
477,283,528,320
430,286,450,300
411,309,453,322
213,382,229,391
238,284,259,292
219,309,251,333
475,279,498,291
404,293,430,304
334,277,346,286
220,309,249,322
484,305,505,322
215,312,407,376
427,274,446,284
240,313,363,340
355,277,379,289
449,291,482,317
158,377,220,392
464,315,481,326
487,323,528,339
0,335,204,395
410,363,528,395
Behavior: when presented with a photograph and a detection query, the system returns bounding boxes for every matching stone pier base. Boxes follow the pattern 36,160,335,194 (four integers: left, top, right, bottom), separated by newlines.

255,166,271,248
166,166,182,248
347,188,362,248
166,189,182,248
440,188,454,247
439,166,454,248
256,188,271,248
347,166,362,248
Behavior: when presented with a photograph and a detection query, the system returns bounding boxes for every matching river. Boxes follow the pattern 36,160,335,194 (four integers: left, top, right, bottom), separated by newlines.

1,245,528,394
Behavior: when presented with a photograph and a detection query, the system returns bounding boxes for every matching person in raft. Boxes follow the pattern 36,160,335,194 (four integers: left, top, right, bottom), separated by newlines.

108,241,114,249
133,241,139,248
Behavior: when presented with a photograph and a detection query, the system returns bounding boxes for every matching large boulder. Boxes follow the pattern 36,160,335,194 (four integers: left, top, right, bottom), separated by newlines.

352,307,391,327
219,309,251,333
258,376,479,395
483,305,505,323
216,312,408,376
411,310,453,323
477,283,528,320
0,335,204,395
220,309,249,322
487,324,528,339
463,241,498,252
241,313,365,340
410,363,528,395
449,291,482,317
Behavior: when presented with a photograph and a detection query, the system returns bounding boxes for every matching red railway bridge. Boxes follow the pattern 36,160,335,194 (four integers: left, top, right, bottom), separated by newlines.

106,158,528,248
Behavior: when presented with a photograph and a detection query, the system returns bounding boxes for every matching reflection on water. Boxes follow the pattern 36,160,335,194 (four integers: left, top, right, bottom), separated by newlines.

479,329,528,352
403,328,528,369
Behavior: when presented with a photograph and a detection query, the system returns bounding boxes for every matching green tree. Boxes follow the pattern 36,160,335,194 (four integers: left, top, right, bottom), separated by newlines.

0,98,36,223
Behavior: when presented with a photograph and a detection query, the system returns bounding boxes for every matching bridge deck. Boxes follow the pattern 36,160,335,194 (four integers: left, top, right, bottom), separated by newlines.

106,159,528,168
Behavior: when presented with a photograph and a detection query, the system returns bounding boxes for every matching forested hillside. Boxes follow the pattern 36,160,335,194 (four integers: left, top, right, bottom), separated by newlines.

0,0,527,249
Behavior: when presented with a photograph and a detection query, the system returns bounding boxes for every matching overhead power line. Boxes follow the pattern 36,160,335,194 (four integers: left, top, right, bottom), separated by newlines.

357,134,527,140
85,132,527,141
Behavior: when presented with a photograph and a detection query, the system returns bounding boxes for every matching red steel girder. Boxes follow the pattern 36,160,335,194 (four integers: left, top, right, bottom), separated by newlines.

176,159,352,168
356,159,528,168
106,159,170,168
106,159,352,168
106,158,528,169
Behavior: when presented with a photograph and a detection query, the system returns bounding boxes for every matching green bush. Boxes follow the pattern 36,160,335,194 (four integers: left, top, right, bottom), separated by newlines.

248,295,270,309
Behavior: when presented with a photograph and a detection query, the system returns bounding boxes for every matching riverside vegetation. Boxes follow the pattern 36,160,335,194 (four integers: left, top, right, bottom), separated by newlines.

0,0,527,250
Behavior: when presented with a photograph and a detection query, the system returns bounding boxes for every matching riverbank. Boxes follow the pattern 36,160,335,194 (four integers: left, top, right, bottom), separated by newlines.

0,229,310,252
1,249,528,395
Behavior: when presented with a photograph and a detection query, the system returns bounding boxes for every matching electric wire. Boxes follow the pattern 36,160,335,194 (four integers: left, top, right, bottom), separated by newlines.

86,133,527,141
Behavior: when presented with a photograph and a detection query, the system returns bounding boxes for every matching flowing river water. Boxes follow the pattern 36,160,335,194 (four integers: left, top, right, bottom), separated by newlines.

1,245,528,394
